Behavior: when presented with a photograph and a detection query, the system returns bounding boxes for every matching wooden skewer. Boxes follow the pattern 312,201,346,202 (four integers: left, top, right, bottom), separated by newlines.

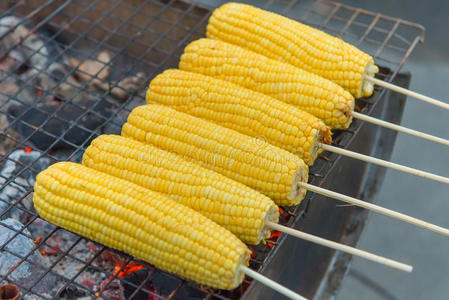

352,111,449,147
319,143,449,184
365,76,449,111
300,182,449,237
266,222,412,273
240,266,307,300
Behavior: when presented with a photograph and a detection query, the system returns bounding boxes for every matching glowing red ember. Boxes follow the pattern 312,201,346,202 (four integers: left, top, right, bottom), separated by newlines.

86,242,97,252
267,230,282,248
42,245,59,256
148,285,158,300
113,262,144,278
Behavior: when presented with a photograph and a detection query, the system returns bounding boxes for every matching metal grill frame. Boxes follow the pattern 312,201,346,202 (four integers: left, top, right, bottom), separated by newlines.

0,0,424,299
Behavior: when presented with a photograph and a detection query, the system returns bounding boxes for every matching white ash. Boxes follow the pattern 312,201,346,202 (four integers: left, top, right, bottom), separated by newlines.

0,149,50,222
0,16,52,72
0,218,58,296
28,219,124,298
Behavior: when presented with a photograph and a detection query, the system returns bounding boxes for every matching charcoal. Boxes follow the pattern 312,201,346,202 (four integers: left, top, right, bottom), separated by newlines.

0,149,50,221
171,283,208,300
99,278,124,300
122,269,150,299
57,284,89,299
0,79,34,156
0,115,20,158
7,99,112,150
69,51,111,84
0,79,35,109
22,293,53,300
0,16,61,72
150,271,182,297
103,96,144,135
34,62,93,104
48,148,84,163
0,219,57,295
93,72,146,102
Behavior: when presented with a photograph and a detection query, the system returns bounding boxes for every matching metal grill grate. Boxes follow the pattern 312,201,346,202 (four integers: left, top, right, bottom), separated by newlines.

0,0,424,299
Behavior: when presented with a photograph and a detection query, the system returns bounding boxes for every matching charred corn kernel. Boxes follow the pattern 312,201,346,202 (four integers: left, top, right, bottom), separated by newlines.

34,162,250,290
122,104,308,206
206,3,379,98
82,135,279,244
147,69,332,165
180,38,354,130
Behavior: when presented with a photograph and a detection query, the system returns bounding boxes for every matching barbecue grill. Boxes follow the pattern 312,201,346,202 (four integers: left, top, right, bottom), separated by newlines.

0,0,424,299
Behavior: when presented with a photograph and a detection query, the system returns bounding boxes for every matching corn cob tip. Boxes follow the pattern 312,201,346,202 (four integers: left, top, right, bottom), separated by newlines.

319,127,333,145
361,60,379,97
235,250,251,287
335,92,355,129
262,205,280,241
288,165,308,206
309,125,333,163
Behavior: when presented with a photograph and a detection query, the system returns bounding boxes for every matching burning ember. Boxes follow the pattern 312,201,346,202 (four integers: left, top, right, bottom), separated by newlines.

267,231,282,248
149,286,158,300
41,245,59,256
99,278,125,300
114,262,144,278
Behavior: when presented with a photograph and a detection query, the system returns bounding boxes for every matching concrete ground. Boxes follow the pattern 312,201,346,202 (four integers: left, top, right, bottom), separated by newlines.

337,1,449,299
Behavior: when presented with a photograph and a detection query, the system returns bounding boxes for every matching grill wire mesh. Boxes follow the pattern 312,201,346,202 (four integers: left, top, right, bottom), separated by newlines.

0,0,424,299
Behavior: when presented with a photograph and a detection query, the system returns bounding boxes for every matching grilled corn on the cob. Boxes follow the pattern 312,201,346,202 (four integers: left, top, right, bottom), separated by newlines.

206,2,379,98
34,162,250,290
122,104,309,206
82,135,279,244
179,38,354,129
146,69,332,165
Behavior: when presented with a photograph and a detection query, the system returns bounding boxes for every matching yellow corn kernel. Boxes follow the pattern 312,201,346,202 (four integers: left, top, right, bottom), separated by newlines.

82,134,279,244
146,69,332,165
180,38,354,130
206,3,378,98
33,162,250,290
122,104,308,206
